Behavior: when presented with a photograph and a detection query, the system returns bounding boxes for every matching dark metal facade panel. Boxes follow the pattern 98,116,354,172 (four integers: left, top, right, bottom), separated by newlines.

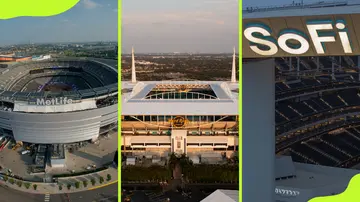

0,104,117,144
243,14,360,58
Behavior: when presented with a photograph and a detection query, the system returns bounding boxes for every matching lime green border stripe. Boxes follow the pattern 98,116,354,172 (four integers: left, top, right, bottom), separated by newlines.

118,0,122,201
238,0,242,202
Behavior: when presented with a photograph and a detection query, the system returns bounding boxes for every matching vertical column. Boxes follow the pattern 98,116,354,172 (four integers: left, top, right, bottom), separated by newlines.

243,59,275,202
358,56,360,82
339,56,342,69
317,57,320,73
297,57,300,77
332,57,335,81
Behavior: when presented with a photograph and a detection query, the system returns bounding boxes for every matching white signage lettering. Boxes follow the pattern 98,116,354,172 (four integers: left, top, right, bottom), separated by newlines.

275,188,300,197
278,32,310,55
36,97,73,106
243,26,278,56
244,20,353,56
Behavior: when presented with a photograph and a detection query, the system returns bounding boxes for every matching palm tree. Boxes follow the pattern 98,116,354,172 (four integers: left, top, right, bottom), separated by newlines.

168,153,178,170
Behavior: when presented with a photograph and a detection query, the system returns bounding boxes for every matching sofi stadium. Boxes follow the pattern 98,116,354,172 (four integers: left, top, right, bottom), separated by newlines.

243,1,360,202
121,48,238,160
0,58,117,144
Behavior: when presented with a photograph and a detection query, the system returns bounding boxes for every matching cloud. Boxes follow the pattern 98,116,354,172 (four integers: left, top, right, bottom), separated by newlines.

82,0,99,9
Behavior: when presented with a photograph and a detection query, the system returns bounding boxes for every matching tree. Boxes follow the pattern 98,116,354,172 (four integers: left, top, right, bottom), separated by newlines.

9,178,14,184
75,181,80,189
24,183,31,189
33,184,37,190
83,180,88,187
91,178,96,186
3,176,8,182
17,181,22,187
179,154,193,177
67,184,71,190
99,176,104,184
168,153,178,170
106,174,111,181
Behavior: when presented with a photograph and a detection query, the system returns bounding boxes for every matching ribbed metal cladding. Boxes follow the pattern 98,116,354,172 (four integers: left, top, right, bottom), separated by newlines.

0,104,117,144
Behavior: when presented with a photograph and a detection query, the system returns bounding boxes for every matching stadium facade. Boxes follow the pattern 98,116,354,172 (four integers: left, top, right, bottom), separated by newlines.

0,58,118,144
243,1,360,202
121,48,238,159
0,55,32,62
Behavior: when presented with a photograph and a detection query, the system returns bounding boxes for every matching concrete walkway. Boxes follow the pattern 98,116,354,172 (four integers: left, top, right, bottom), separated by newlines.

0,166,118,194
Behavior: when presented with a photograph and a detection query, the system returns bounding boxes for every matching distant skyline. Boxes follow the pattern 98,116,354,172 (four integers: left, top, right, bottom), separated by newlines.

243,0,354,8
0,0,117,46
122,0,238,53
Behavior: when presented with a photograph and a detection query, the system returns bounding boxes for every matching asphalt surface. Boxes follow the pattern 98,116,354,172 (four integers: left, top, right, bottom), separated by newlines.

0,183,117,202
122,184,239,202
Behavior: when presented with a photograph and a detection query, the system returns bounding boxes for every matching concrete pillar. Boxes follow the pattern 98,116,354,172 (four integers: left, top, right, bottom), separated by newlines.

317,57,320,72
358,56,360,82
332,57,335,81
243,59,275,202
297,57,300,77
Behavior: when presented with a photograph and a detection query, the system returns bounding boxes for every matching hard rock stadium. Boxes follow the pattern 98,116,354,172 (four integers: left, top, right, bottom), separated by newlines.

243,1,360,202
121,48,238,161
0,58,117,144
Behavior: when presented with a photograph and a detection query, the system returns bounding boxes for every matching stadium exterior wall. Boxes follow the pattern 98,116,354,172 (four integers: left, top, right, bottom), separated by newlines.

243,59,275,202
0,104,117,144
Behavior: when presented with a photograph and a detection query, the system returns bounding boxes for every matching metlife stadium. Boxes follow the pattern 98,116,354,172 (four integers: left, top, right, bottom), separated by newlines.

0,58,117,144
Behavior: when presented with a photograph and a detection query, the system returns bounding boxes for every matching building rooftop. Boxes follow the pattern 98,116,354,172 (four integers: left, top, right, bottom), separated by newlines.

275,156,360,201
243,1,360,19
121,81,238,116
50,144,65,159
201,189,238,202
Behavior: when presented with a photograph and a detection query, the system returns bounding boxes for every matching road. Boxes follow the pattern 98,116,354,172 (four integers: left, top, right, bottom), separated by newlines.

0,183,117,202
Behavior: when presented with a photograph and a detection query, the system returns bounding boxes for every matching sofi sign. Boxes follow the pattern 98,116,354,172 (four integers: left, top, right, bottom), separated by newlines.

244,20,352,56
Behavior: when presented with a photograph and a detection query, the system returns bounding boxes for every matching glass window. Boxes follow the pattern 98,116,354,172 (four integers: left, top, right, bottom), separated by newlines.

193,116,200,122
151,116,157,122
208,116,214,122
158,116,165,122
144,116,150,122
165,116,172,122
201,116,207,122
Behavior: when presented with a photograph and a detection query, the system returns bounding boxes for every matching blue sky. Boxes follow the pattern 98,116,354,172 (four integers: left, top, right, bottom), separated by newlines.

0,0,117,46
122,0,238,53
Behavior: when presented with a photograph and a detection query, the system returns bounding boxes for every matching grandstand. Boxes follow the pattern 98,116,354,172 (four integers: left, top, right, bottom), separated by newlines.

0,58,118,144
275,56,360,167
121,48,238,160
272,55,360,201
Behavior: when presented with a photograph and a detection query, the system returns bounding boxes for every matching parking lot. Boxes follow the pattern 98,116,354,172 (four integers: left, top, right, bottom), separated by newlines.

46,131,118,175
0,130,118,180
0,141,36,181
